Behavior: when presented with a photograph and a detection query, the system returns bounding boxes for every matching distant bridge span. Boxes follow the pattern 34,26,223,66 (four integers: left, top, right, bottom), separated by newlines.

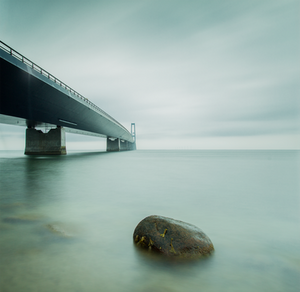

0,41,136,154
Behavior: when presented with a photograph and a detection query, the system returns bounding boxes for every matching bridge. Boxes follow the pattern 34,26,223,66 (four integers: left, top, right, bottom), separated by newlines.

0,41,136,155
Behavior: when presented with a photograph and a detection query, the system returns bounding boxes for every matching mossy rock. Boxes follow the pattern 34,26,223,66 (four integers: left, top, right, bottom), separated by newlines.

133,215,214,258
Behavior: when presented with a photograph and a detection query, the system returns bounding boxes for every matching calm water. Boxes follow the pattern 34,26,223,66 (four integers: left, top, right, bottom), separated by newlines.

0,150,299,292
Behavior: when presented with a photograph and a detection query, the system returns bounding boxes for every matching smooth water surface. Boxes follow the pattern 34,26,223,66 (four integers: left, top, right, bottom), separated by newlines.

0,150,299,292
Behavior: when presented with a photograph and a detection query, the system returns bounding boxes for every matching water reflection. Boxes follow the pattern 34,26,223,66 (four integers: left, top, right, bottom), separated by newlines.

133,242,214,268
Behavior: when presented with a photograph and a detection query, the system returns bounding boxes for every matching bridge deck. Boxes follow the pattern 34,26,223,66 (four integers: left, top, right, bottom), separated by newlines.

0,41,133,143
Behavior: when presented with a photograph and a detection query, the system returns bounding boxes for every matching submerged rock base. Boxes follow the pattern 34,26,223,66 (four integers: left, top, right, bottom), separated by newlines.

133,215,214,259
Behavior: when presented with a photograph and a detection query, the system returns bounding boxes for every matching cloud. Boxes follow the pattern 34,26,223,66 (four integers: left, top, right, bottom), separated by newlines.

0,0,299,149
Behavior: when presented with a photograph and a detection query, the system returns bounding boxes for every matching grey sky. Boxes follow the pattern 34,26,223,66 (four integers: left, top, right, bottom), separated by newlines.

0,0,299,149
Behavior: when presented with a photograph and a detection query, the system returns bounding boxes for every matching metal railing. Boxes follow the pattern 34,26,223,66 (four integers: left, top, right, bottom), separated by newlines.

0,40,129,133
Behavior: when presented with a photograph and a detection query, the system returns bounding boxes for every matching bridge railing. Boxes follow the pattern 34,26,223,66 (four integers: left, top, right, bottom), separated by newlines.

0,40,129,134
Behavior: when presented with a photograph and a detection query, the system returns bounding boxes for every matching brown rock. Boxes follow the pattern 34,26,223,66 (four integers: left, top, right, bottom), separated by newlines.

133,215,214,258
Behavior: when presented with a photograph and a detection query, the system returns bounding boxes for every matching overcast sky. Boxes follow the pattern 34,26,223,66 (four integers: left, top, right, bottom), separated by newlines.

0,0,299,150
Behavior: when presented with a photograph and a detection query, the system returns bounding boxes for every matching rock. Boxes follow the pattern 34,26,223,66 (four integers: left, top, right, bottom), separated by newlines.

133,215,214,258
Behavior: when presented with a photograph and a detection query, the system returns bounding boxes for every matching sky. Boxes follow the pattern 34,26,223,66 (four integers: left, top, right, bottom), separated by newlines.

0,0,299,150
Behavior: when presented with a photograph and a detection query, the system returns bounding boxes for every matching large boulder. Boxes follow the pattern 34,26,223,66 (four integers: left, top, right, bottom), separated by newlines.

133,215,214,258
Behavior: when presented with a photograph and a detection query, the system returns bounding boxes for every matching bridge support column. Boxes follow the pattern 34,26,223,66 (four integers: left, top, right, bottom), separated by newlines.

25,127,67,155
107,138,120,152
128,141,136,150
106,123,136,152
107,139,136,151
120,140,129,151
119,140,136,151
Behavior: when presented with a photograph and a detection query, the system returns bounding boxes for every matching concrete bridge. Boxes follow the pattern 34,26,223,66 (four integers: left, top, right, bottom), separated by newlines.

0,41,136,154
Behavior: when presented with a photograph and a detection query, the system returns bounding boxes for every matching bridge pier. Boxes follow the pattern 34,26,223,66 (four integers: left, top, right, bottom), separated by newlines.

106,138,136,152
120,140,129,151
107,138,120,152
25,126,67,155
107,123,136,151
128,141,136,150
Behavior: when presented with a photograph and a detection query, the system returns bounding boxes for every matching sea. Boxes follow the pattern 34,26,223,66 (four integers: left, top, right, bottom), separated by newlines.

0,150,299,292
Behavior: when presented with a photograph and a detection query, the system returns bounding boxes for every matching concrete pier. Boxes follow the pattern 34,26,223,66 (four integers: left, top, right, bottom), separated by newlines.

107,137,136,151
120,140,129,151
25,127,66,155
107,138,120,152
128,141,136,150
